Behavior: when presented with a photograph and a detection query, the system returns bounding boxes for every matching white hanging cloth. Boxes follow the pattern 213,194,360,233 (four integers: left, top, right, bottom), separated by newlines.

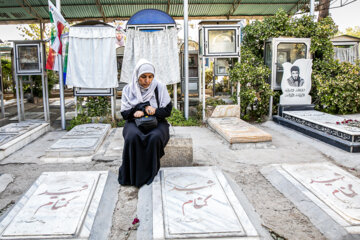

334,45,359,64
66,26,118,88
120,28,180,85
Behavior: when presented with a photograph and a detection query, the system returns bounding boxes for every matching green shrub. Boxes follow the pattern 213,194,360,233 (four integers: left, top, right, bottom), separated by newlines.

314,60,360,114
230,9,359,120
230,48,272,121
167,108,200,126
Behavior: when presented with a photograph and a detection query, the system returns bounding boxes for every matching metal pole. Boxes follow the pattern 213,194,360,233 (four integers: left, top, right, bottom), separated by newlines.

183,0,189,119
56,0,66,129
19,76,25,120
74,96,78,117
202,57,206,122
237,57,240,108
173,84,177,109
0,60,4,118
111,89,116,120
310,0,315,16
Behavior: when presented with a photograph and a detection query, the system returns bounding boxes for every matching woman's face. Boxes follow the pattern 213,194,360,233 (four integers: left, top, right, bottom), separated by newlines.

138,73,154,88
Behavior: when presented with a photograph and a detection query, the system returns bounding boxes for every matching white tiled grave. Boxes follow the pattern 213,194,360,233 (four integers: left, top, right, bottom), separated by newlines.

0,171,118,240
261,162,360,239
153,167,260,239
0,121,50,160
45,124,111,158
283,110,360,142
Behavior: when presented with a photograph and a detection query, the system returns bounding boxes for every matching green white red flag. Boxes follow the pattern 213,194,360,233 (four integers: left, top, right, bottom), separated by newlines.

46,0,69,71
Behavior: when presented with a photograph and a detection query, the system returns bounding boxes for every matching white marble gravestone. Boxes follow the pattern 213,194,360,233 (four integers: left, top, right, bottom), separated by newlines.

261,162,360,239
0,122,50,160
280,59,312,105
0,171,116,240
283,110,360,143
153,167,259,239
45,124,111,158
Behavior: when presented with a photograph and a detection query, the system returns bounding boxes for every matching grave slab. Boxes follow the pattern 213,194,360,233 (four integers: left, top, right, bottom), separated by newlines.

261,162,360,240
0,174,14,195
208,117,272,144
273,110,360,152
45,124,111,158
0,122,50,160
0,171,118,240
152,167,260,239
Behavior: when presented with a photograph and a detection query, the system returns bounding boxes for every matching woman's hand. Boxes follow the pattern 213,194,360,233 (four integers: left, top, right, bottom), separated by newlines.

145,106,156,115
134,111,144,118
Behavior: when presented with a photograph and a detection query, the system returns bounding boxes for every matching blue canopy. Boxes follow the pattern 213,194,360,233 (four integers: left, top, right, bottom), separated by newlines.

127,9,175,25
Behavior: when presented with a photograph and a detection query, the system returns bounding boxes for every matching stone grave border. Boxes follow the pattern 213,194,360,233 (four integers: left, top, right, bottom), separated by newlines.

0,171,118,240
0,123,50,160
261,164,360,240
152,166,261,239
273,112,360,153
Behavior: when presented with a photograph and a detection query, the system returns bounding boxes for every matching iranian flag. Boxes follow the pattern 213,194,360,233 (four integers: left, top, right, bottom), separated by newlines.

46,0,68,71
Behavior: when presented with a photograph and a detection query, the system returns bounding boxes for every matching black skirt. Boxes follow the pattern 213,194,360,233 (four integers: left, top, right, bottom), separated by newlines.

118,121,170,187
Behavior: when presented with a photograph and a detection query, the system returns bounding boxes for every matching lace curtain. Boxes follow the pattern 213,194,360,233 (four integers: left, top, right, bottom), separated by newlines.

334,45,359,64
120,28,180,85
66,26,118,88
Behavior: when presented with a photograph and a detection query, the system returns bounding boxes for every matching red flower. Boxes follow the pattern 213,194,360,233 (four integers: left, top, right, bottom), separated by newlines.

132,217,140,225
336,121,340,125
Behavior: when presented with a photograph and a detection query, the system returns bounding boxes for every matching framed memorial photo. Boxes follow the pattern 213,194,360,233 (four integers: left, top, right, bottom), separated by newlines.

15,43,42,75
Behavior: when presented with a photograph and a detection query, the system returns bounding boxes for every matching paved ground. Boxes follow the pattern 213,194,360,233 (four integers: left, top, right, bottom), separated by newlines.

1,118,359,239
0,96,360,239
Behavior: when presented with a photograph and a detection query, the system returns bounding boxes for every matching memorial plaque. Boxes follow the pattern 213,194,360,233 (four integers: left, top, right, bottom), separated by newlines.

262,163,360,238
280,59,312,105
282,163,360,225
0,171,115,240
45,124,111,158
208,117,272,143
64,124,110,138
153,167,259,239
211,105,240,118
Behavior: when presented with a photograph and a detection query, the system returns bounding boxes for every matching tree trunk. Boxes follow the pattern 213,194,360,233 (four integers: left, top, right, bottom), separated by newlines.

318,0,330,21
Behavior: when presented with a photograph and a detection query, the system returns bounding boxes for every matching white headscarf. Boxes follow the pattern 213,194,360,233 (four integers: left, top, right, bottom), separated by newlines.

121,59,171,112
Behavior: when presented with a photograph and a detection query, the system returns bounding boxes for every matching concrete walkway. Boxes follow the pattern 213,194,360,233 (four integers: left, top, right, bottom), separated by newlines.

0,121,359,239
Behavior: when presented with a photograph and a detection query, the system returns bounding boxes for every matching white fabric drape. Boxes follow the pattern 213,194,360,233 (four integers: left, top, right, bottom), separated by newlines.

334,45,359,64
120,28,180,85
67,26,118,88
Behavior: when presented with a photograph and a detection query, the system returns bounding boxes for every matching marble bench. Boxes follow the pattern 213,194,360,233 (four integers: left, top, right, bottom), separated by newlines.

207,105,272,146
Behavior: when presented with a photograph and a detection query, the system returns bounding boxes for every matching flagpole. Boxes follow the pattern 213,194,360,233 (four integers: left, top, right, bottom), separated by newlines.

56,0,66,130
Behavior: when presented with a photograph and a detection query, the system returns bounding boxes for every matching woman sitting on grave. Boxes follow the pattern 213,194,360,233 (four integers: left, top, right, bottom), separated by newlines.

118,59,172,187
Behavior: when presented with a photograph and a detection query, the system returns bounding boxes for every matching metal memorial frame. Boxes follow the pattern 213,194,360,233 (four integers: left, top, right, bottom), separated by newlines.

265,38,311,118
199,24,242,121
12,40,50,123
180,41,199,96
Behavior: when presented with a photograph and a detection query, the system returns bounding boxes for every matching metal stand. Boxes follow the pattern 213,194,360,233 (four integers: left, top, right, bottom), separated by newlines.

111,89,116,120
173,84,177,109
202,57,206,122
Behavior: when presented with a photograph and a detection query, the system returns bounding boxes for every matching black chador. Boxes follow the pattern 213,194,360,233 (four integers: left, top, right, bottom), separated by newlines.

118,59,172,187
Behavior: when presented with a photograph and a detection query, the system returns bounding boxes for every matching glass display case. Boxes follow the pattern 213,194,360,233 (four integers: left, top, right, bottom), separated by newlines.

15,43,42,75
214,58,234,76
265,38,311,90
180,40,200,95
199,25,240,57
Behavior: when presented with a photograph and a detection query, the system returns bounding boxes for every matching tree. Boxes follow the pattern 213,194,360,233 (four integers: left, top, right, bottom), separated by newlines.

17,24,51,40
317,0,330,21
343,26,360,38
